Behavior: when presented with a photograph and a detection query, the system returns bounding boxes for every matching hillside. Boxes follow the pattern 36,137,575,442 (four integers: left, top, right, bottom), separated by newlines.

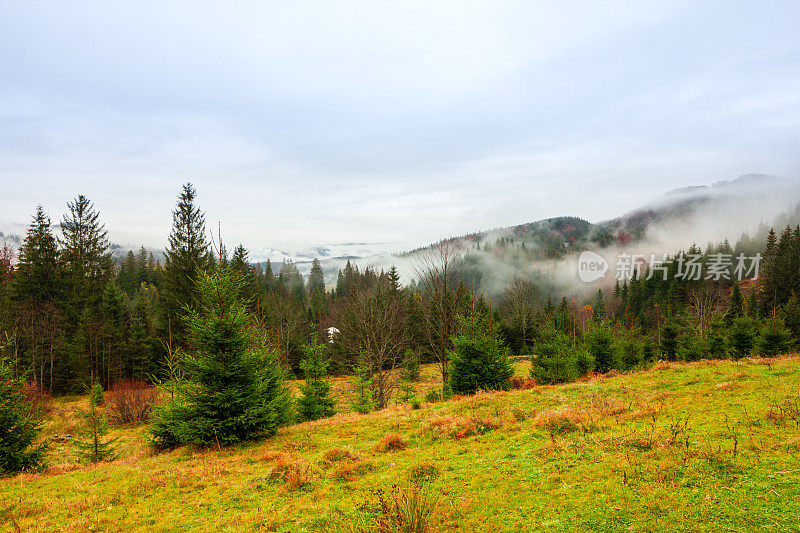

2,357,800,532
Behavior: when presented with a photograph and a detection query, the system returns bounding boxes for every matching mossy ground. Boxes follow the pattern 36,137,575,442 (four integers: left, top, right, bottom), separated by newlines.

2,357,800,532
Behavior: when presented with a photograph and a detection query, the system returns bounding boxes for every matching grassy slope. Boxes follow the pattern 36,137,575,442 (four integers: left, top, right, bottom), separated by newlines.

2,357,800,532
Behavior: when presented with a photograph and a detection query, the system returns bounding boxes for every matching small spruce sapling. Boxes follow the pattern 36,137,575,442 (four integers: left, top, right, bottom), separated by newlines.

297,338,336,421
75,382,116,463
350,364,376,414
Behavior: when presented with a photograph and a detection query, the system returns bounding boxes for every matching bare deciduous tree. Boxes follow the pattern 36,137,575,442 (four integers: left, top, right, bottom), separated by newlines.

412,240,471,384
688,282,724,334
337,280,407,409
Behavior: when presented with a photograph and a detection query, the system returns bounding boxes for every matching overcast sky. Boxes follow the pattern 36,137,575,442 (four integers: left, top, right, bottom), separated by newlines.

1,1,799,260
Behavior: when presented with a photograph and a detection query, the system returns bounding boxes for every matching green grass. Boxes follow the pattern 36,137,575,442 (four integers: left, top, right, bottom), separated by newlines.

2,356,800,532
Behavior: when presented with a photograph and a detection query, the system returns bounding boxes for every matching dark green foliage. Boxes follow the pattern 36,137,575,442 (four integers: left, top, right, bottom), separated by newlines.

725,281,743,324
161,183,212,346
641,340,655,362
585,323,616,373
448,314,514,395
530,343,574,384
307,258,326,294
729,317,755,360
401,349,421,382
13,206,63,305
679,334,704,362
592,289,605,322
620,338,643,369
297,338,336,421
350,365,376,414
759,318,789,357
706,321,728,358
149,269,291,449
0,358,47,476
660,323,680,361
784,296,800,347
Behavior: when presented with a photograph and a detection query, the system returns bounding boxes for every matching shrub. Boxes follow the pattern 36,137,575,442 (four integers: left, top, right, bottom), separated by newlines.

106,379,159,425
268,455,311,490
0,360,47,475
297,338,336,422
448,314,514,395
375,433,408,452
424,388,442,403
20,382,54,418
679,334,704,362
706,321,728,358
321,447,361,465
356,482,439,533
425,414,502,439
510,377,536,390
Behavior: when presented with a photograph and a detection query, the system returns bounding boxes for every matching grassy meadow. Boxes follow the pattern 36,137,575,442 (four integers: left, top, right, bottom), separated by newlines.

2,357,800,532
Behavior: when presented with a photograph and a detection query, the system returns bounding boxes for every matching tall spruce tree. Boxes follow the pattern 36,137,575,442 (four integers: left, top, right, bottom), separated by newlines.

59,195,114,316
13,206,62,305
162,183,212,346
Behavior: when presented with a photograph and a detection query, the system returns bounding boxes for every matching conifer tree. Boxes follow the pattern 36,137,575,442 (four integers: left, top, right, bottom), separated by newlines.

162,183,212,346
759,319,789,357
350,364,376,414
13,206,62,305
729,317,755,360
387,266,402,293
59,195,114,318
75,383,116,463
307,258,326,294
660,323,680,361
150,269,291,449
725,280,743,324
296,338,336,421
592,289,605,322
0,355,47,475
585,323,616,372
448,313,513,395
530,342,575,384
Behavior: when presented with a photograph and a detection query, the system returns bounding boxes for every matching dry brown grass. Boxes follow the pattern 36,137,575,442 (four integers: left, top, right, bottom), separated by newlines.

332,460,375,482
424,414,503,440
407,461,440,483
375,433,409,452
533,407,584,437
589,395,629,417
268,454,312,490
321,447,362,465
